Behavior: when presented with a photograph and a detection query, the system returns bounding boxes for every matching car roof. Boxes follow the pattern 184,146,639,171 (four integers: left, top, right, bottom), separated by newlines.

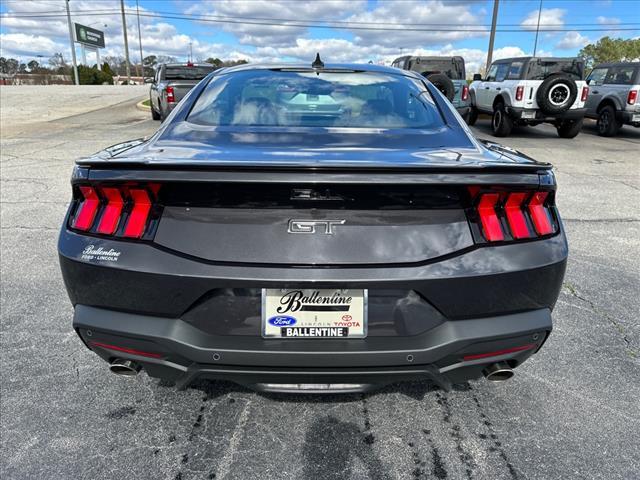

492,56,582,63
592,62,640,68
162,63,216,68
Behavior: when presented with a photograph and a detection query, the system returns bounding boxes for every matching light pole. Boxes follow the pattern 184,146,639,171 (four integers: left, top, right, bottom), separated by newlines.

533,0,543,57
136,0,144,78
120,0,132,83
65,0,79,85
485,0,500,75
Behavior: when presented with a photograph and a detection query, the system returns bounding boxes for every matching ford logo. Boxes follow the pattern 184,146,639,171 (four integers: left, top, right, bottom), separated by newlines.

268,315,297,327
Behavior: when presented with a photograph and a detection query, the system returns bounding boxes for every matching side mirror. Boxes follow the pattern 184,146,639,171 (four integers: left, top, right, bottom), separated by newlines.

144,77,154,84
473,73,482,81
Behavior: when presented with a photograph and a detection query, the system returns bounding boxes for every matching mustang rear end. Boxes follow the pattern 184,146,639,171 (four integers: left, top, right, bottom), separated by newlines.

59,62,567,393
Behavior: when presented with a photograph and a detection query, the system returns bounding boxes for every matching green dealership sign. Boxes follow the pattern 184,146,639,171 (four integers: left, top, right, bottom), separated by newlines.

74,23,105,48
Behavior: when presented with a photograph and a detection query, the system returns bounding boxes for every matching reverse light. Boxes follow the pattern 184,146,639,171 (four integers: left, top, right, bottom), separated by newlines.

463,344,537,361
166,86,175,103
461,84,469,102
90,341,163,359
628,89,638,105
515,85,524,101
581,86,589,102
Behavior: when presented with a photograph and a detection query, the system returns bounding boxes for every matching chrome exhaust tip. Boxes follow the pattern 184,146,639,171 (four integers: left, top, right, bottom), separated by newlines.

109,359,142,377
483,362,514,382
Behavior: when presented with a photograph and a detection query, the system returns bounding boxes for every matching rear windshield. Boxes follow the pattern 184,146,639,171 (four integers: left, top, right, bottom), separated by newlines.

413,59,465,80
527,60,584,80
165,66,215,80
187,70,445,129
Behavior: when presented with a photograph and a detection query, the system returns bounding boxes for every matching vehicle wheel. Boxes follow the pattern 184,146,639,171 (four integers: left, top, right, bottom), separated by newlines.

491,103,513,137
536,74,577,115
425,73,455,101
151,100,161,121
466,106,478,126
596,105,620,137
556,118,583,138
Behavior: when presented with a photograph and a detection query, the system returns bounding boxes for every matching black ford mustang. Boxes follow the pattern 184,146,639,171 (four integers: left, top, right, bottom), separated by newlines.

58,61,567,393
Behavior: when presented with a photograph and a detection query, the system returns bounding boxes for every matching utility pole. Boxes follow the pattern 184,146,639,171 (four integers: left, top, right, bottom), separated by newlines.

189,42,193,62
533,0,543,57
120,0,131,83
485,0,499,75
136,0,143,77
65,0,79,85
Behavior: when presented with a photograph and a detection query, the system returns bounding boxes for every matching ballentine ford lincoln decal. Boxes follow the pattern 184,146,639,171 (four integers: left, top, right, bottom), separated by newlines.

262,289,367,338
81,245,121,262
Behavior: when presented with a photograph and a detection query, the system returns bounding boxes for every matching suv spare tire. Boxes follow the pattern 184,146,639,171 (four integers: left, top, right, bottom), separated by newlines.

425,73,455,101
536,74,577,115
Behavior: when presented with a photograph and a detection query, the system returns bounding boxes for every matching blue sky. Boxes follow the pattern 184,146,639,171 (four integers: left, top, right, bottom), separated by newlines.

1,0,639,74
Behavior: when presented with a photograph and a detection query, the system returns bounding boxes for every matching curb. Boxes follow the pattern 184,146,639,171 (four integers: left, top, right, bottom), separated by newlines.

136,100,151,112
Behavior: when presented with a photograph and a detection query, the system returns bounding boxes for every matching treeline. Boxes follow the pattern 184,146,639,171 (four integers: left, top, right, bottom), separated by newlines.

0,53,249,84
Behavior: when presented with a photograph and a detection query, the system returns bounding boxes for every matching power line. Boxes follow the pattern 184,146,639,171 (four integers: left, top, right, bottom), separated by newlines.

2,9,640,32
5,10,640,33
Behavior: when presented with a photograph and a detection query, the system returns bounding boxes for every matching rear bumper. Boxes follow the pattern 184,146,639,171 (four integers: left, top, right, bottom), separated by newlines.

619,110,640,126
507,107,587,122
74,304,552,392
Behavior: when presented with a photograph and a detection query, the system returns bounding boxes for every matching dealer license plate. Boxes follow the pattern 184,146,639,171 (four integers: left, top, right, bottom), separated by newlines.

262,288,367,338
521,111,536,119
632,114,640,122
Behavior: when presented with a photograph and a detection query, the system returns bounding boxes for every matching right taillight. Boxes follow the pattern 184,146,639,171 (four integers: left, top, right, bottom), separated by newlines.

628,89,638,105
69,183,160,240
515,85,524,101
470,188,557,243
166,86,175,103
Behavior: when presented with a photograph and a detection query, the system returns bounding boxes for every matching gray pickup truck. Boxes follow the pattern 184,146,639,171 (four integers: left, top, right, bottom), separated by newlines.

584,62,640,136
391,55,471,121
148,63,216,121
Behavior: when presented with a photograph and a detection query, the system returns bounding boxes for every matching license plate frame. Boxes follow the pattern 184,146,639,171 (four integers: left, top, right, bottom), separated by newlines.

261,288,368,339
521,110,536,119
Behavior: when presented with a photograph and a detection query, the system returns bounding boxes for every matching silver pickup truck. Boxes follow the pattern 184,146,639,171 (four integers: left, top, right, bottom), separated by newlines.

584,62,640,136
148,63,216,121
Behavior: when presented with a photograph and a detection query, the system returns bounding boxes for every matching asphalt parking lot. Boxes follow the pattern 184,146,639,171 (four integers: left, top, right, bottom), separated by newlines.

1,86,639,480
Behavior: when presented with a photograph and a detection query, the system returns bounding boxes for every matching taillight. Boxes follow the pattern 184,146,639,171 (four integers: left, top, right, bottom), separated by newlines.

515,85,524,101
504,192,530,239
477,193,504,242
581,86,589,102
69,183,160,240
469,188,557,243
628,89,638,105
461,84,469,101
528,191,553,235
123,188,152,238
166,86,175,103
72,186,100,231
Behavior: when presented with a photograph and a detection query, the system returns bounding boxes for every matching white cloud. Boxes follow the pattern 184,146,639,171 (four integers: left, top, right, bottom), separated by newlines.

521,8,566,31
0,33,65,58
345,0,487,48
596,16,621,25
555,31,590,50
186,0,366,47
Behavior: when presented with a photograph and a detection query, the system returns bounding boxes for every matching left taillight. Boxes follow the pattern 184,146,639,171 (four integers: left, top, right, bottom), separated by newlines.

628,89,638,105
69,183,161,240
166,86,175,103
461,84,469,102
468,188,558,243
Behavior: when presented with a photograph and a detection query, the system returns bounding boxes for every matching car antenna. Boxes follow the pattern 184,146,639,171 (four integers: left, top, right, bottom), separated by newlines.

312,53,324,74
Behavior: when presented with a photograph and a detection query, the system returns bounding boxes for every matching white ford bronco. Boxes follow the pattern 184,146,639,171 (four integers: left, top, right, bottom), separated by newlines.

468,57,589,138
